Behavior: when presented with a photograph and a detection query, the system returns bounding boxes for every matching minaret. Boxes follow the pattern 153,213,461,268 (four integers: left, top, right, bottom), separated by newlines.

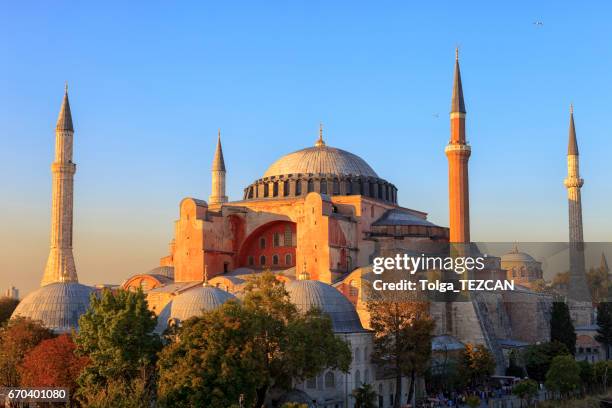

209,129,228,207
445,48,471,243
564,105,590,306
41,84,79,286
564,105,584,244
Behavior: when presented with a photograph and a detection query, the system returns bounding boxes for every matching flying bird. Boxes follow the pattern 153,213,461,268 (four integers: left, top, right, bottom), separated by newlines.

533,21,544,27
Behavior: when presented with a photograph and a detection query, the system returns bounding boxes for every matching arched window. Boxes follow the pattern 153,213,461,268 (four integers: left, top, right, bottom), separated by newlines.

272,255,279,265
371,205,375,218
333,179,340,194
248,256,254,266
260,255,266,266
365,368,370,384
307,179,314,193
285,254,292,265
273,182,279,197
378,184,383,199
354,347,360,362
283,180,290,196
264,183,269,197
325,371,335,388
284,225,292,247
354,370,361,389
347,180,353,195
259,237,266,249
296,180,302,195
320,180,327,194
273,233,281,248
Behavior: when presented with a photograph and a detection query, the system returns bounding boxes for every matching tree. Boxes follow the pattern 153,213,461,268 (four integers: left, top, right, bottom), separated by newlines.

74,288,161,406
512,379,538,407
459,343,495,387
593,360,612,391
352,383,377,408
577,360,594,395
0,297,19,326
0,317,55,386
465,395,481,408
596,302,612,359
524,341,570,382
368,298,435,408
19,334,88,402
545,355,581,397
157,273,351,408
550,301,576,355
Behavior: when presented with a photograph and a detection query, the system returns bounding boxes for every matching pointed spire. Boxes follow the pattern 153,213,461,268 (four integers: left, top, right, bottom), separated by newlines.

451,48,466,114
315,122,326,147
56,82,74,132
212,129,226,172
601,253,609,274
568,104,579,155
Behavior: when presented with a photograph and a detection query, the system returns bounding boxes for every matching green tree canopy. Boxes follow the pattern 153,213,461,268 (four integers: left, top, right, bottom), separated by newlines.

352,383,377,408
596,302,612,359
545,355,581,397
74,288,161,406
512,379,538,406
157,273,351,408
524,341,570,382
550,301,576,355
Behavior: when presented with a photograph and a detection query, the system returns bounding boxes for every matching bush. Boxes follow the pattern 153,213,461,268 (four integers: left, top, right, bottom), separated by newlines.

545,355,581,397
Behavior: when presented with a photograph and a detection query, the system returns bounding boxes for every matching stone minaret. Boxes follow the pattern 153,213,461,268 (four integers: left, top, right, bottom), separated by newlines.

564,105,591,309
41,85,79,286
564,105,584,244
445,49,471,243
209,129,228,207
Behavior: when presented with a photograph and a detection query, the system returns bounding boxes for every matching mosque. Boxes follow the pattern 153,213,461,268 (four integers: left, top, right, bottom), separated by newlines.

11,52,597,406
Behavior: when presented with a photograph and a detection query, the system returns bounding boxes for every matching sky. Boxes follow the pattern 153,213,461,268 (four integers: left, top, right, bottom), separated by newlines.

0,1,611,295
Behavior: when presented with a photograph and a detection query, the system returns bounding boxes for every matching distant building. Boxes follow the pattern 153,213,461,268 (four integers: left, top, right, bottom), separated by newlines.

4,286,19,300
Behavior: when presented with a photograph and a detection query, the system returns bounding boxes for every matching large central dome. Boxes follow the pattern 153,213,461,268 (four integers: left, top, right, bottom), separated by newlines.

242,131,397,204
263,145,378,178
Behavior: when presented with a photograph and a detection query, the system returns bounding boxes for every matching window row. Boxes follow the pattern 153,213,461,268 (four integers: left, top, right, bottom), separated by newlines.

247,254,293,267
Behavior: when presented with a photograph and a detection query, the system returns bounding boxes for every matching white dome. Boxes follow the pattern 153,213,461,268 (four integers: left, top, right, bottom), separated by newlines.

11,282,94,333
263,145,378,178
285,279,364,333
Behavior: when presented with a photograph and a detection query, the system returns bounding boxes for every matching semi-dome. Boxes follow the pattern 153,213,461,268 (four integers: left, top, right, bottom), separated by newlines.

285,279,365,333
11,282,94,333
263,145,378,179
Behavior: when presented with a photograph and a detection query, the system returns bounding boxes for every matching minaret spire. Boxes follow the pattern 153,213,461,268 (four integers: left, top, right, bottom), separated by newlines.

451,48,466,116
445,49,471,243
41,85,79,286
564,105,591,313
209,129,228,207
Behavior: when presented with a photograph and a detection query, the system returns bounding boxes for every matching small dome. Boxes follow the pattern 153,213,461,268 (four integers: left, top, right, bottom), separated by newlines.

170,285,236,322
501,248,537,263
11,282,94,333
263,145,378,179
285,280,364,333
148,266,174,279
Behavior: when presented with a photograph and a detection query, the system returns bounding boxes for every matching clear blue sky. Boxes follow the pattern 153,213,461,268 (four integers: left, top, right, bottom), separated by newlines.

1,1,611,294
